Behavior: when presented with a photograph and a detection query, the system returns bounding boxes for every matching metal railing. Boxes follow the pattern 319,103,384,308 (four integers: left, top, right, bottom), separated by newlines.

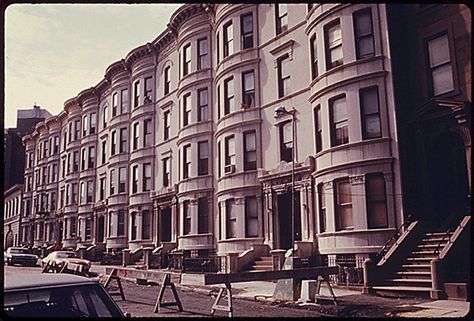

323,255,364,286
375,214,413,263
167,253,226,273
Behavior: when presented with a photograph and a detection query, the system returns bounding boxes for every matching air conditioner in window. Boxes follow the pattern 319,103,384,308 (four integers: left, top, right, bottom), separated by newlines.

144,96,152,104
224,164,236,174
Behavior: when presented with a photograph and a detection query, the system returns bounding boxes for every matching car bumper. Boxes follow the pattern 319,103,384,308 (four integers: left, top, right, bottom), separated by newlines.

10,258,38,266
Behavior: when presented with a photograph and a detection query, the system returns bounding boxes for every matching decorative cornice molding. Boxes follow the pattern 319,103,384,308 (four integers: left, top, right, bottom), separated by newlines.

349,175,365,185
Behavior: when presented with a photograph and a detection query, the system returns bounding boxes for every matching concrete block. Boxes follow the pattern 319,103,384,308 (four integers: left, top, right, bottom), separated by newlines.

300,280,318,303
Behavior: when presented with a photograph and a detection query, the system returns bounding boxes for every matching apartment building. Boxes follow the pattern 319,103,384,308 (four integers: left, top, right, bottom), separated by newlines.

19,4,470,274
4,185,23,248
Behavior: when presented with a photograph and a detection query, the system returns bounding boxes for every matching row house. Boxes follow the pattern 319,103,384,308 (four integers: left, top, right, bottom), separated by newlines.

19,4,470,279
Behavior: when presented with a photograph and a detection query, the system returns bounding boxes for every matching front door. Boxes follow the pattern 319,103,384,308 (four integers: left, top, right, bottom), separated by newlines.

160,207,172,242
428,132,469,228
277,190,301,250
97,216,105,243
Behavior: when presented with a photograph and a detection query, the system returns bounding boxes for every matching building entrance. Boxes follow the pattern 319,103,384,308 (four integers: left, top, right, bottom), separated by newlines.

277,190,301,250
97,216,105,243
428,132,470,229
160,207,172,242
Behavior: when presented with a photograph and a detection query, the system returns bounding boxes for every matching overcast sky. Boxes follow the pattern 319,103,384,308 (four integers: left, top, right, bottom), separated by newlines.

4,3,182,128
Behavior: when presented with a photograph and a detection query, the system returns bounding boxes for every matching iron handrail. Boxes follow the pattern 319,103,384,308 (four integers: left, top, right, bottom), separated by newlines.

434,215,464,257
375,214,413,262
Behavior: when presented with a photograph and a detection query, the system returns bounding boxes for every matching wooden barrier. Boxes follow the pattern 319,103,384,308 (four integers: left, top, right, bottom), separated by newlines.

103,268,126,301
204,266,339,317
153,273,183,313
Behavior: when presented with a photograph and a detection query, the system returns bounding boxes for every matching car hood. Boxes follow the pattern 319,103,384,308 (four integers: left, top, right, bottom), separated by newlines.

61,258,91,265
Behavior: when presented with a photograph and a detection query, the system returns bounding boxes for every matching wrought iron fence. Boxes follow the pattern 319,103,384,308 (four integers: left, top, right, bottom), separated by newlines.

323,255,364,286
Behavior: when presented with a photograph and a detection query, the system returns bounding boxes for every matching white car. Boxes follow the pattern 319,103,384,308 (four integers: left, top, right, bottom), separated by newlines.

41,251,91,274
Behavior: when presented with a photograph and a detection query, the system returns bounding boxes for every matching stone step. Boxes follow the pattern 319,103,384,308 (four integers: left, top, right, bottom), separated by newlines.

386,278,432,284
400,264,431,272
255,256,272,262
249,265,273,271
425,232,453,237
372,285,431,298
394,271,432,279
405,257,434,262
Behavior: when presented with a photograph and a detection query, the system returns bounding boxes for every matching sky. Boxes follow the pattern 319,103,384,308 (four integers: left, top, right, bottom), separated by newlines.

4,3,182,129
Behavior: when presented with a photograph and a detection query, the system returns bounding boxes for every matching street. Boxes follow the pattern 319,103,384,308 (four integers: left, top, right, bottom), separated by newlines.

3,264,448,318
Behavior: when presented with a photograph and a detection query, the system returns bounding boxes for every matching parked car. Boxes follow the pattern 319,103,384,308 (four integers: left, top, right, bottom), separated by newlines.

4,247,38,266
41,251,91,274
4,273,126,317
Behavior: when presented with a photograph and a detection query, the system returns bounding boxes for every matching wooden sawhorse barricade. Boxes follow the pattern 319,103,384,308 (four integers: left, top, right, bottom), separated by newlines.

204,266,339,317
153,273,183,313
42,261,88,277
103,269,126,301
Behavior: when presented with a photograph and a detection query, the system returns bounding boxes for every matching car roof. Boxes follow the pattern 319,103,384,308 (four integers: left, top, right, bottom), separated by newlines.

4,273,96,291
7,247,27,250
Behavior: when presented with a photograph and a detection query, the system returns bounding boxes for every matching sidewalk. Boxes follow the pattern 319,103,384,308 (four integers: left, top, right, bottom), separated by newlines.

90,264,471,318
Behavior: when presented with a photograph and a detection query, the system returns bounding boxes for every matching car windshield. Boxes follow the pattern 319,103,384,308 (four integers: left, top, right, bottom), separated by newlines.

4,284,123,318
56,252,77,259
9,249,29,254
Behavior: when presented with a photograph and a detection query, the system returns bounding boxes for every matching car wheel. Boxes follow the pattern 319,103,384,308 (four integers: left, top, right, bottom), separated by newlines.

7,259,13,266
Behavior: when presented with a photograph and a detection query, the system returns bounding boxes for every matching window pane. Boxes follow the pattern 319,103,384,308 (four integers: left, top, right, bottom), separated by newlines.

244,72,255,91
338,181,351,204
330,45,343,63
283,122,292,146
355,12,372,36
428,35,450,67
432,64,454,95
362,89,378,115
339,206,353,228
365,115,381,137
199,39,208,55
278,3,287,15
332,97,347,122
245,132,256,151
242,14,252,33
358,37,374,58
327,24,341,45
199,89,208,106
199,142,208,158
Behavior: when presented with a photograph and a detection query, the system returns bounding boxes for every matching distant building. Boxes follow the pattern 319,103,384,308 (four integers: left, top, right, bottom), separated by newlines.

4,105,52,190
4,184,23,248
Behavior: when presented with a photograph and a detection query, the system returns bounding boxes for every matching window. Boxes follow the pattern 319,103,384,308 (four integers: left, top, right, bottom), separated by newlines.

101,140,106,164
52,164,57,182
110,169,116,195
275,4,288,35
335,179,353,230
318,183,326,233
99,177,106,201
427,33,454,96
223,21,233,58
121,89,129,113
198,197,209,233
330,95,348,146
245,196,258,237
183,43,191,76
108,212,113,237
198,88,208,121
163,157,170,187
131,212,137,240
183,200,191,235
366,173,388,228
183,144,191,179
353,8,375,59
217,85,221,119
112,92,118,116
218,141,222,178
63,130,67,150
73,151,79,172
88,146,95,169
244,130,257,170
71,183,78,205
143,163,151,191
310,34,318,79
360,86,381,139
90,112,97,134
279,121,292,162
118,210,125,236
242,70,255,108
70,217,76,238
83,115,88,136
102,105,108,129
183,93,191,127
142,210,151,239
80,182,86,204
74,120,80,140
226,199,236,238
224,77,234,115
132,165,138,194
241,13,253,50
224,135,235,173
53,136,59,154
144,118,152,147
277,54,290,98
163,110,170,140
198,141,209,176
111,130,117,156
314,105,322,152
133,80,140,108
144,76,153,103
164,66,171,95
119,127,127,153
81,148,86,171
133,122,139,150
119,167,126,193
325,19,343,70
197,38,208,70
86,180,93,203
85,217,92,240
216,31,220,64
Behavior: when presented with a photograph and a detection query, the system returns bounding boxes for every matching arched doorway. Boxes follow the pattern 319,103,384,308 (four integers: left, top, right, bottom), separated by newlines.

5,230,14,248
427,132,469,229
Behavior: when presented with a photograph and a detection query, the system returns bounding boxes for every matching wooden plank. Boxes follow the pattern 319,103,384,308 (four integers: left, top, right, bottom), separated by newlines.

204,266,339,285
